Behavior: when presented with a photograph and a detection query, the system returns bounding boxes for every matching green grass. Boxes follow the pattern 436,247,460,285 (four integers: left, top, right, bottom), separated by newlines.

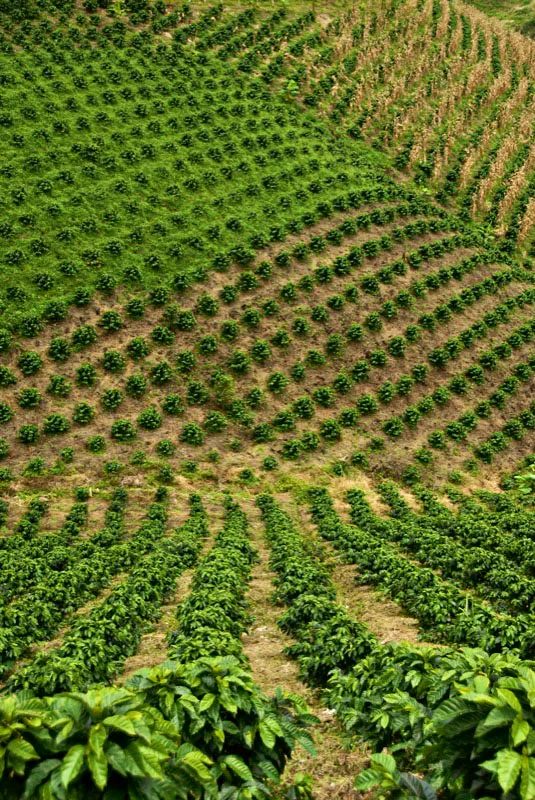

467,0,535,34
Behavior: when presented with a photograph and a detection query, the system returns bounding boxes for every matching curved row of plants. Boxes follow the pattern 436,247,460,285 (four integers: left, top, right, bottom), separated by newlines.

0,492,316,798
7,490,207,694
257,492,535,799
0,487,193,674
261,288,535,460
0,492,89,602
0,488,129,670
344,482,535,616
307,488,535,655
405,350,535,456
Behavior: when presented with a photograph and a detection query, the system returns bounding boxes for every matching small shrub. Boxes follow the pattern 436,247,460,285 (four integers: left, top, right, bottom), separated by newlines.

60,447,74,463
0,367,16,388
127,337,150,360
104,460,124,475
73,403,96,425
137,407,162,431
111,420,137,441
180,423,204,446
125,375,147,398
176,350,196,374
320,419,342,441
150,361,173,384
23,457,46,477
151,325,175,345
238,468,256,485
48,338,71,362
203,411,228,434
369,437,385,451
130,450,147,466
428,430,447,449
86,435,106,453
18,424,40,445
72,324,98,350
17,388,42,409
43,414,70,435
103,350,126,373
382,417,404,438
161,394,184,416
157,464,174,484
17,352,42,376
0,403,13,425
101,389,124,411
156,439,175,458
76,363,97,387
98,311,123,333
267,372,289,394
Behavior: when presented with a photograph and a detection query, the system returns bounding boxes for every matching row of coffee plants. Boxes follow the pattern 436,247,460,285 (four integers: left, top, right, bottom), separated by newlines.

256,493,377,685
308,487,535,654
0,487,129,670
0,488,199,674
406,365,535,471
168,495,256,662
387,329,535,447
390,481,535,576
0,491,89,602
0,18,382,328
7,491,207,693
257,492,535,798
261,287,535,460
0,184,429,344
0,494,316,797
356,482,535,614
473,401,535,464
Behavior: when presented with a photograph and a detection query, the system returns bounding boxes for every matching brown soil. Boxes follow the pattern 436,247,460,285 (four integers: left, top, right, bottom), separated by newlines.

118,497,221,681
241,500,366,800
118,567,194,683
277,493,425,645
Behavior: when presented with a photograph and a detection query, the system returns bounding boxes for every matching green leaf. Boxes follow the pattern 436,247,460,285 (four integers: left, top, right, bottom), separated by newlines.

356,768,389,790
223,755,253,782
477,705,516,735
103,716,136,737
498,689,522,713
198,693,216,713
180,749,212,783
371,752,397,773
89,724,107,755
258,721,276,749
527,729,535,755
398,773,437,800
521,754,535,800
61,744,85,788
105,742,128,777
496,749,522,793
257,760,281,783
22,759,61,799
7,738,38,763
513,718,531,746
295,730,317,757
88,750,108,790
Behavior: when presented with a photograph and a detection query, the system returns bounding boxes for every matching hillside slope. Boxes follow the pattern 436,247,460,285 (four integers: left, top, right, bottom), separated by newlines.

0,2,535,799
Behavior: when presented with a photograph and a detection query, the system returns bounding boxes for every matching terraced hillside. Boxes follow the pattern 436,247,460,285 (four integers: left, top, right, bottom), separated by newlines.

1,2,535,799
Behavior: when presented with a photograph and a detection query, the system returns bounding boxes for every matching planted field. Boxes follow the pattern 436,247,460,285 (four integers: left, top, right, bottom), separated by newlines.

1,1,535,798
